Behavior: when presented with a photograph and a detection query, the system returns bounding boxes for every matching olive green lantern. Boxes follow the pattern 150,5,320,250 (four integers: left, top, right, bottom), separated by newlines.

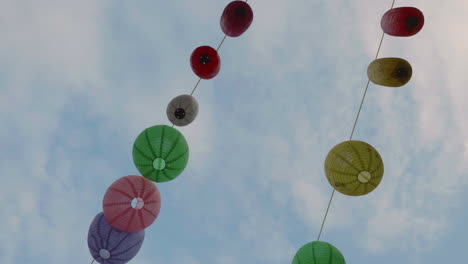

132,125,189,182
367,57,412,87
292,241,346,264
324,140,384,196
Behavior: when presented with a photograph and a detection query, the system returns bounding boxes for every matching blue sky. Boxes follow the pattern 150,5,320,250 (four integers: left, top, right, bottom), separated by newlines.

1,0,467,263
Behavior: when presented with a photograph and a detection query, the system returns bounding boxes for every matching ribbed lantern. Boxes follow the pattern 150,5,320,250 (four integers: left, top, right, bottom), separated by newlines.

381,7,424,37
292,241,346,264
190,46,221,79
88,212,145,264
133,125,189,182
103,175,161,232
166,94,199,126
367,57,412,87
324,140,384,196
220,1,254,37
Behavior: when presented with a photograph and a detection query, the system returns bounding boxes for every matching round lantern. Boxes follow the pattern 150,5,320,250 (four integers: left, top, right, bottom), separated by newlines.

166,94,199,126
292,241,346,264
381,7,424,37
103,175,161,232
190,46,221,79
220,1,254,37
133,125,189,182
88,212,145,264
324,140,384,196
367,57,412,87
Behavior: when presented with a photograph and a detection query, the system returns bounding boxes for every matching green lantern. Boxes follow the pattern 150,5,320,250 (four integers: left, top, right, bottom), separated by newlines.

132,125,189,182
292,241,345,264
324,140,384,196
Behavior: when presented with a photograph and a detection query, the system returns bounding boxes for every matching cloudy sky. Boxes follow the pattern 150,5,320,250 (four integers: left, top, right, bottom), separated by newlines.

1,0,467,263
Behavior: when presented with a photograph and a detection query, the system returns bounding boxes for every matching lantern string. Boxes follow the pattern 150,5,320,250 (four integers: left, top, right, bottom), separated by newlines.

91,260,95,264
316,0,396,241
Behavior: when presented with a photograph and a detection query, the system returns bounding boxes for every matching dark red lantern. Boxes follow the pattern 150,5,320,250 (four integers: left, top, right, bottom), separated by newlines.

190,46,221,79
220,1,254,37
381,7,424,37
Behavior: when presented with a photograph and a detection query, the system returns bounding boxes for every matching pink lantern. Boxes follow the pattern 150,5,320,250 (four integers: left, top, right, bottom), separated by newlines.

103,175,161,232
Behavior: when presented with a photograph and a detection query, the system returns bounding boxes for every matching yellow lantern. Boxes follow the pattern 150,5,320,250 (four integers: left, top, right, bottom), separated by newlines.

367,57,412,87
324,140,384,196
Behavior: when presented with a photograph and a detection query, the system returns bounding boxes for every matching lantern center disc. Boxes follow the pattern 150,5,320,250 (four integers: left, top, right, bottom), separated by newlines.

405,16,420,31
131,197,145,209
199,54,210,65
235,6,246,17
99,249,111,259
153,158,166,170
395,67,409,79
358,171,372,183
174,108,186,119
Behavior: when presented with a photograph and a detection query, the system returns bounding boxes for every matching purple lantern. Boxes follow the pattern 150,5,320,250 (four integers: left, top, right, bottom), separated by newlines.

88,212,145,264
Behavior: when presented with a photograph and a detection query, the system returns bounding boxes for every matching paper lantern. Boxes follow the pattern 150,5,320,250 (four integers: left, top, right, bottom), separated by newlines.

367,57,412,87
292,241,346,264
324,140,384,196
166,94,199,126
220,1,254,37
133,125,189,182
190,46,221,79
88,212,145,264
381,7,424,37
103,175,161,232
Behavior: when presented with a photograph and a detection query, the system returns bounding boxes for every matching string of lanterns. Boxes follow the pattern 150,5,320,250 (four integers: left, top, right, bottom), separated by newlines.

292,1,425,263
86,1,253,263
86,0,424,263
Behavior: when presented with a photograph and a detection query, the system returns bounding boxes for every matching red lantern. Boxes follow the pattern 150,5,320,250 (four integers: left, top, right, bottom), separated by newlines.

381,7,424,37
190,46,221,79
103,175,161,232
220,1,254,37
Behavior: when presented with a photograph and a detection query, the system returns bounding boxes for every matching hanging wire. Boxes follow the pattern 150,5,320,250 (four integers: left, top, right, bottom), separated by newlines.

189,78,202,96
216,35,228,51
91,260,95,264
316,188,335,241
316,0,396,241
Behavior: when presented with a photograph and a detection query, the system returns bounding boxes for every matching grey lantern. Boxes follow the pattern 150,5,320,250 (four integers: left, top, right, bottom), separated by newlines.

166,94,199,126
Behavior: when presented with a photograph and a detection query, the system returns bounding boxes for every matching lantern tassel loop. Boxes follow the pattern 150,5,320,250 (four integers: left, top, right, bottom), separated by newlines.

315,0,396,241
